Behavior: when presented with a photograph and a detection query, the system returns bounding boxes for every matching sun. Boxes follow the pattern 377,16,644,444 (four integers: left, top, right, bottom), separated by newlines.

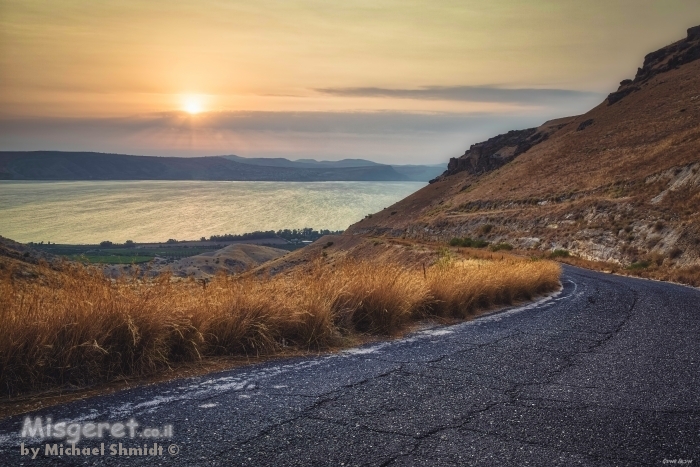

182,95,204,114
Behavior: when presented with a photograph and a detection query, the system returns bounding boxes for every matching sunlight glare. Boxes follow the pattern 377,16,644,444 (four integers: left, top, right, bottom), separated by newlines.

182,95,204,114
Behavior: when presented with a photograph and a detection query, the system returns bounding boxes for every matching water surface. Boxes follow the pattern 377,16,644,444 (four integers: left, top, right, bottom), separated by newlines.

0,181,424,244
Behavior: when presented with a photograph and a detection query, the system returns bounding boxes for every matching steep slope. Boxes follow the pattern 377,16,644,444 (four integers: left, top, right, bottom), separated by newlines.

348,26,700,271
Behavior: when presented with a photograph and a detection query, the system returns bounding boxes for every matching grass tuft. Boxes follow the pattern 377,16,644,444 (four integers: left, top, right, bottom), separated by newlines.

0,257,560,396
425,259,560,318
628,260,651,270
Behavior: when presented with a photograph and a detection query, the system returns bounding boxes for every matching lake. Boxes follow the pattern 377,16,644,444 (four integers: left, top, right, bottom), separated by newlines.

0,181,424,244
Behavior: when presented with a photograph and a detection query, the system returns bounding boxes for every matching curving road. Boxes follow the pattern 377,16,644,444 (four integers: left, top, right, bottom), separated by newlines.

2,265,699,466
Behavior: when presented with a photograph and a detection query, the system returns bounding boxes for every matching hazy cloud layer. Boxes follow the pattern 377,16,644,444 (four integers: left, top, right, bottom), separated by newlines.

2,0,695,164
3,0,697,120
0,109,581,164
317,86,604,106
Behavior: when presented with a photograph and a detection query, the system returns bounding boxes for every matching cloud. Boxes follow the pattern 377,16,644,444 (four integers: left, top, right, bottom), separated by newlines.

316,85,604,106
0,110,543,135
186,111,533,134
0,108,584,164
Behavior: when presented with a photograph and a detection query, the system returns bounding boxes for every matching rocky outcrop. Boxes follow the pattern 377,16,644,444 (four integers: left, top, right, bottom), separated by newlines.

576,119,594,131
430,121,568,182
430,128,539,181
608,25,700,105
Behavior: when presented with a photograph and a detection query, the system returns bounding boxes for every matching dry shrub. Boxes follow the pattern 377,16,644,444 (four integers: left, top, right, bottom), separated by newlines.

331,260,429,334
200,266,341,354
0,256,560,396
0,264,203,393
669,265,700,287
426,259,561,318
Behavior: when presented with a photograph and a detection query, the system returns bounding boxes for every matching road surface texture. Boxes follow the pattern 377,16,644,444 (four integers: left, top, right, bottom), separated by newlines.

1,265,698,466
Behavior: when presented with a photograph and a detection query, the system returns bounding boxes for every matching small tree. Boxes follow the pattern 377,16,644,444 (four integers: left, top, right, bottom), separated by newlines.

100,240,113,247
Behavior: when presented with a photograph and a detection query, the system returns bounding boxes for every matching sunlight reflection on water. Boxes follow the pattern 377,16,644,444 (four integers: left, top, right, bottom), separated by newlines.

0,181,424,243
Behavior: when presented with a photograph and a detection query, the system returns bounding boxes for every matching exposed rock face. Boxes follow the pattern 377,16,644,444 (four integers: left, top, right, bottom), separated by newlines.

608,25,700,105
431,128,538,182
430,121,569,183
576,119,594,131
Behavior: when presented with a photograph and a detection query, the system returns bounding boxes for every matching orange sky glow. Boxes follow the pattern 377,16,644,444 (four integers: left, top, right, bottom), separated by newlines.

1,1,699,163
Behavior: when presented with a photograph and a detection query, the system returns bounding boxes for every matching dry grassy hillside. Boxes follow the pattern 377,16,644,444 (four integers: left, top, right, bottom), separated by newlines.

348,26,700,283
159,243,288,278
100,243,289,279
0,240,559,396
250,234,445,276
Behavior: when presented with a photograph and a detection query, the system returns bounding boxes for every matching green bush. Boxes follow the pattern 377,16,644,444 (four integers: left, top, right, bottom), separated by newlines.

550,249,570,258
628,260,651,270
490,243,513,252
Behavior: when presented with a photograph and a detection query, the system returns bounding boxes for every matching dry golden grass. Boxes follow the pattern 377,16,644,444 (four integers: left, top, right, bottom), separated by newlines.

0,257,560,396
426,258,560,318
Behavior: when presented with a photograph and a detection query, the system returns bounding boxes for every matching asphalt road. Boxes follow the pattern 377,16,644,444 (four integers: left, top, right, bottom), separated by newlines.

1,265,698,466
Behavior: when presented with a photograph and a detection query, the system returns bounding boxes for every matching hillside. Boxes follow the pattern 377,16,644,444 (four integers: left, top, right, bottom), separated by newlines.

0,151,411,182
347,26,700,277
0,235,57,269
222,155,384,168
150,243,289,279
223,154,445,181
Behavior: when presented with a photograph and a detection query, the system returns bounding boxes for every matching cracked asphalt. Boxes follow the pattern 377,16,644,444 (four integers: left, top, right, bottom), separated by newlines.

2,265,699,466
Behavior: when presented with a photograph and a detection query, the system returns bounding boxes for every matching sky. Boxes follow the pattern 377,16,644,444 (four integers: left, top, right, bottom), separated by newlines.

1,0,699,164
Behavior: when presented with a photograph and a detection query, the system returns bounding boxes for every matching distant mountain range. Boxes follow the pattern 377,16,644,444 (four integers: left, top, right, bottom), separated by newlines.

0,151,445,182
222,155,445,181
222,155,386,168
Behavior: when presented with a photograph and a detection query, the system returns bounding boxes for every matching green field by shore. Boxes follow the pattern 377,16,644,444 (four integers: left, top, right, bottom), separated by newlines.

29,229,338,263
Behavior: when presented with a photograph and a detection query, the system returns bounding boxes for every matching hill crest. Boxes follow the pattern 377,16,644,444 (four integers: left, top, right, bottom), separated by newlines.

0,151,412,182
347,25,700,275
